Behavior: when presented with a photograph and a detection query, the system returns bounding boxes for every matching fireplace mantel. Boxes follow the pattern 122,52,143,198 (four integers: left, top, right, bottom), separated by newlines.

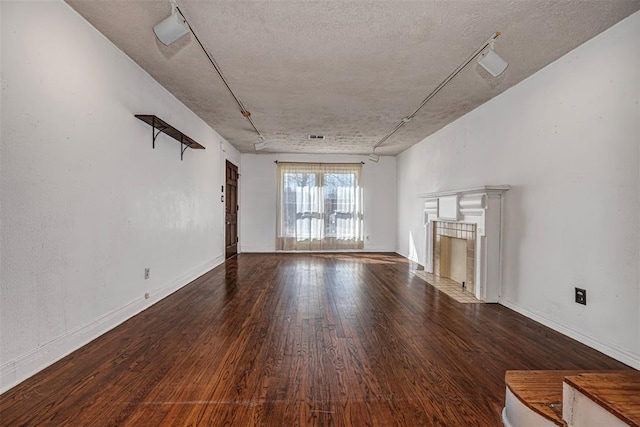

417,185,510,199
419,185,509,302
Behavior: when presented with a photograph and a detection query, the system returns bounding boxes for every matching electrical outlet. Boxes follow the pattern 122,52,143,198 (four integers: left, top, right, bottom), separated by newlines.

144,267,150,280
575,287,586,305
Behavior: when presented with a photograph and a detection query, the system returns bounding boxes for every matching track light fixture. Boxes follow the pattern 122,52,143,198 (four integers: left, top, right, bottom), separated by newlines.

368,152,380,163
153,1,189,46
254,141,268,151
371,32,506,151
153,0,265,142
477,42,508,77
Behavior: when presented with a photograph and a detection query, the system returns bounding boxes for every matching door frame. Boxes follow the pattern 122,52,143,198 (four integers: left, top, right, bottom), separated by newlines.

225,159,239,259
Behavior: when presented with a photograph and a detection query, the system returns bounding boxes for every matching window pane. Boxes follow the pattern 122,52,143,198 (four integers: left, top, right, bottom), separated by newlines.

324,173,356,239
283,172,319,239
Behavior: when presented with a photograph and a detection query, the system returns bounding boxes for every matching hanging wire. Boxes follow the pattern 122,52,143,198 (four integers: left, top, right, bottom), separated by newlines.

373,32,501,150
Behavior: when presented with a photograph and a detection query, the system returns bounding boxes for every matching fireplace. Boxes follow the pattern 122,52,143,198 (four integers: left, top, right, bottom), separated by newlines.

419,186,509,302
434,221,476,293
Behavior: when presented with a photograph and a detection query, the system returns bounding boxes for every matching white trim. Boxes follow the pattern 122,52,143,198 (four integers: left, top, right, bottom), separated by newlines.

240,245,276,253
501,407,513,427
418,185,510,199
502,387,558,427
395,249,421,264
500,299,640,369
363,246,397,252
275,249,395,254
0,256,224,394
242,247,397,253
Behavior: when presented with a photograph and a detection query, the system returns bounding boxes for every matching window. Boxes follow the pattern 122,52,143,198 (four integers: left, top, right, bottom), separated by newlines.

276,162,363,251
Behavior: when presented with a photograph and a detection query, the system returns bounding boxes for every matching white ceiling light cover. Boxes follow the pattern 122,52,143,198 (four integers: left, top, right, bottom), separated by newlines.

478,48,509,77
153,12,189,45
254,141,268,151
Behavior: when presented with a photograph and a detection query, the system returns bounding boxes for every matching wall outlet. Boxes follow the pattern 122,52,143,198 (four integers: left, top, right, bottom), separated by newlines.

575,287,586,305
144,267,150,280
144,292,150,300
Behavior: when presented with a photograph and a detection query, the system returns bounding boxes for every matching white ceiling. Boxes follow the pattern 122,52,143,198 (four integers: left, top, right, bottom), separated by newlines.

66,0,640,155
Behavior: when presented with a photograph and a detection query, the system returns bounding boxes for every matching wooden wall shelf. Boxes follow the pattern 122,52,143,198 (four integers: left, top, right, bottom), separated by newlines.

135,115,205,161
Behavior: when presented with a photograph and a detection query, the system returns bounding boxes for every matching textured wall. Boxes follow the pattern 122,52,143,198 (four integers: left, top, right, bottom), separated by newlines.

0,1,239,392
240,154,396,253
396,11,640,368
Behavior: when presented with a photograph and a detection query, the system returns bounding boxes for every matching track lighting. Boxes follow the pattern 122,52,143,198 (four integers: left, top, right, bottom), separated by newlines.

254,141,268,151
153,2,189,46
153,1,265,142
477,43,508,77
371,32,506,151
368,152,380,163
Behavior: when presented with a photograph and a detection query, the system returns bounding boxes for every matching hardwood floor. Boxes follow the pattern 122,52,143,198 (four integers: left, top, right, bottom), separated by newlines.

0,253,631,426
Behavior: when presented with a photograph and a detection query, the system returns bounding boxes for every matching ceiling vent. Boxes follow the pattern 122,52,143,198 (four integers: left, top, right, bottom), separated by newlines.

308,135,325,140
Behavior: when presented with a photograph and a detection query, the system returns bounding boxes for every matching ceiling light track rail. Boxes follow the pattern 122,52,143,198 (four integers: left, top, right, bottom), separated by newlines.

175,5,264,141
373,32,502,150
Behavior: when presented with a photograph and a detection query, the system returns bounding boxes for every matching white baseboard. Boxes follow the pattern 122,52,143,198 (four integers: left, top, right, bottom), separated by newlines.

362,246,396,252
395,249,422,265
500,299,640,370
0,256,224,394
241,246,396,253
239,245,274,253
395,249,408,258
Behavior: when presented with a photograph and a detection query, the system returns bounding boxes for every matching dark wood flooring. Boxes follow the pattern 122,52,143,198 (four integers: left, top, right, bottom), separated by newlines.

0,253,631,426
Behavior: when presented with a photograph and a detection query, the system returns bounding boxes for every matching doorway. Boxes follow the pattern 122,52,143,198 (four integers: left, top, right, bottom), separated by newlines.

225,160,238,259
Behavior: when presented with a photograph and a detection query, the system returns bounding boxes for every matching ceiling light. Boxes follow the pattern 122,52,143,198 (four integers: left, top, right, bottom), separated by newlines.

371,32,503,151
368,153,380,162
254,141,268,151
153,2,189,46
477,45,508,77
157,2,264,142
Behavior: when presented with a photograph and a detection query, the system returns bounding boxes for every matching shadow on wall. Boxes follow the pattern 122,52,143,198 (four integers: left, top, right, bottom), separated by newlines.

501,185,524,302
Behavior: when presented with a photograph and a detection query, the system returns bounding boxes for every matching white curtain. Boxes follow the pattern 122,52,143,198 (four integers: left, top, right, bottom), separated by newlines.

276,162,363,251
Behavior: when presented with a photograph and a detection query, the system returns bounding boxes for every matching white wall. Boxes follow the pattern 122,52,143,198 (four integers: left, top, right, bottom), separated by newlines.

0,1,240,392
240,154,396,252
396,11,640,368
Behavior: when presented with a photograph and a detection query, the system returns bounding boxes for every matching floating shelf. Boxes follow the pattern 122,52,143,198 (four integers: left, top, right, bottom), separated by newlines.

135,115,205,160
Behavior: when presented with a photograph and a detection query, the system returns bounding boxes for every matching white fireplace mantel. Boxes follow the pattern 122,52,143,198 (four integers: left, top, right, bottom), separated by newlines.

417,185,510,200
419,185,509,302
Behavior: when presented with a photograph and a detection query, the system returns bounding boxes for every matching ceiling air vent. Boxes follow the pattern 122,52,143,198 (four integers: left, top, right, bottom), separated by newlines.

308,135,325,140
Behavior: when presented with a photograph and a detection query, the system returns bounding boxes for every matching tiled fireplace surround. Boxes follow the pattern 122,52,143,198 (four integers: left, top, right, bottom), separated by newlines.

420,186,509,302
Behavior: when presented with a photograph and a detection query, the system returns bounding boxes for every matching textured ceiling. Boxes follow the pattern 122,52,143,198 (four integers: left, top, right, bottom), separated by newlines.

66,0,640,155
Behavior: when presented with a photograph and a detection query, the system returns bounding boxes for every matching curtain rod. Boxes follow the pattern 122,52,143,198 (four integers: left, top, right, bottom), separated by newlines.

274,161,365,164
